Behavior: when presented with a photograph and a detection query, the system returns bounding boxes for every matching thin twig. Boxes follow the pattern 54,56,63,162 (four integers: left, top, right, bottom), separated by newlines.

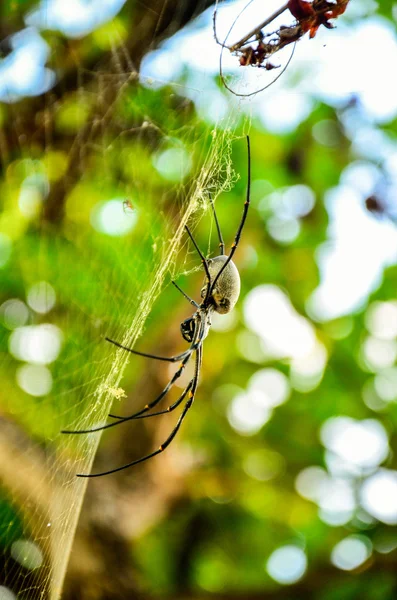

229,2,290,51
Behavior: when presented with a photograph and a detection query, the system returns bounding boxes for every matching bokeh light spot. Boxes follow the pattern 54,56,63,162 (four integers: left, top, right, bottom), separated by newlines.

275,185,316,218
365,301,397,339
267,215,300,244
331,535,372,571
0,586,16,600
361,469,397,524
244,285,316,360
266,545,307,585
295,466,329,502
18,173,49,217
374,367,397,402
16,364,53,396
26,0,127,39
227,391,271,436
0,28,55,103
312,119,340,147
10,539,43,570
248,368,290,408
27,281,56,314
0,299,29,329
9,324,62,364
320,417,389,470
318,476,355,525
290,341,327,392
153,147,192,182
362,336,397,371
362,378,388,412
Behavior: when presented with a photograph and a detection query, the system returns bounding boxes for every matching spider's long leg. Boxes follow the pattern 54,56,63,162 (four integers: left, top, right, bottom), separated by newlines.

105,337,191,363
172,280,199,308
209,193,225,255
210,135,251,294
76,344,203,477
129,380,193,419
185,225,212,301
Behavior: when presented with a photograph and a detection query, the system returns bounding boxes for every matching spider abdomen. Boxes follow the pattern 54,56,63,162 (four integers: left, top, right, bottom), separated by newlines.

206,255,241,314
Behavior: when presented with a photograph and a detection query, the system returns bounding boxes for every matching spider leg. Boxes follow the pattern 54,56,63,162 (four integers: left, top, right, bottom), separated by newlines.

172,280,199,308
129,380,193,419
105,337,191,363
185,225,212,302
209,193,225,255
76,344,202,477
210,135,251,294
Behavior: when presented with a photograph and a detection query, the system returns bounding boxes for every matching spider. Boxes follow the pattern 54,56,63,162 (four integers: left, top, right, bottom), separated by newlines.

63,136,251,477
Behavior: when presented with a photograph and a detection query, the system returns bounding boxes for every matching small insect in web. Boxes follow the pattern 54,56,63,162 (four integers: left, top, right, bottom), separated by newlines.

122,198,135,214
62,136,251,477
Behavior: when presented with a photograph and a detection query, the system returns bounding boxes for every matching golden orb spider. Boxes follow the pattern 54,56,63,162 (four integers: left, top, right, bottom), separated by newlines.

63,136,251,477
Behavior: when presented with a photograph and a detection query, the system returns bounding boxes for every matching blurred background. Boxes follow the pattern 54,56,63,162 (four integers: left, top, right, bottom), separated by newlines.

1,0,397,598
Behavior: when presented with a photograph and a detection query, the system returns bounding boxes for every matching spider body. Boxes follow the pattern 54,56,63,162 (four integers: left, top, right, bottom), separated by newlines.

63,136,251,477
205,255,241,314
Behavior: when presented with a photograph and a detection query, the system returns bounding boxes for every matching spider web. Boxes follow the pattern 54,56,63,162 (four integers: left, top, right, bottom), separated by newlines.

0,5,248,598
